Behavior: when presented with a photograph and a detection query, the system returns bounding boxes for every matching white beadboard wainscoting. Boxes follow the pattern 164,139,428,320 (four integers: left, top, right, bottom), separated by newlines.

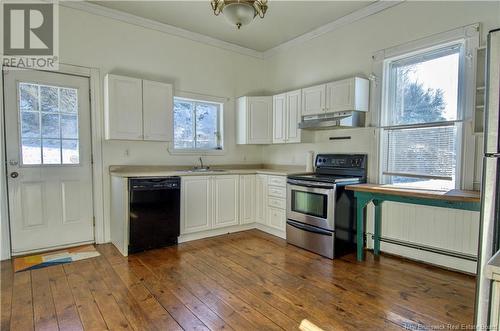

366,203,480,273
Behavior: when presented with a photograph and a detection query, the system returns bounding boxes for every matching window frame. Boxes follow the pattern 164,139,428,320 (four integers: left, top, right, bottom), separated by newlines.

170,95,224,154
375,25,479,191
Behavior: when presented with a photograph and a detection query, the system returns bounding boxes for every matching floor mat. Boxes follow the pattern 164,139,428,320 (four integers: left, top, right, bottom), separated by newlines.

13,245,100,272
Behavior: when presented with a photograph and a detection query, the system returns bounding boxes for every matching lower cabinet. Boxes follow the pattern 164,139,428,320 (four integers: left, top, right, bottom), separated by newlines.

181,176,212,234
181,173,286,236
255,174,268,225
239,175,256,224
213,175,239,228
268,206,286,231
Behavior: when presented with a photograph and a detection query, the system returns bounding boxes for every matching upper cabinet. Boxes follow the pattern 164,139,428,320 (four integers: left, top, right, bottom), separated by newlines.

273,89,302,144
326,77,369,112
104,75,143,140
302,84,326,116
142,80,173,141
104,74,173,141
301,77,369,116
236,96,273,144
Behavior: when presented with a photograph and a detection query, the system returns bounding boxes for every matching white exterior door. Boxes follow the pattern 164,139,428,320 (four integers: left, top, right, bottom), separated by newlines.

4,69,94,254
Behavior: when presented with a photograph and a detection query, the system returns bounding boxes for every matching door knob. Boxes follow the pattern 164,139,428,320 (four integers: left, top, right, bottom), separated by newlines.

10,172,19,178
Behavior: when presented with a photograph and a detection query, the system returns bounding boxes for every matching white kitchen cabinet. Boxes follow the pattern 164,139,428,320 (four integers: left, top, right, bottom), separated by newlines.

491,281,500,330
104,74,143,140
181,176,212,234
286,90,302,143
273,93,287,143
267,207,286,232
239,175,255,224
302,84,326,116
255,174,268,225
104,74,173,141
213,175,239,228
326,77,369,112
237,96,273,144
273,90,302,144
142,80,173,141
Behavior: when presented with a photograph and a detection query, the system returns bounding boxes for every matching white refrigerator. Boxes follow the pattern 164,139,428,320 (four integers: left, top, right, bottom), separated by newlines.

476,28,500,327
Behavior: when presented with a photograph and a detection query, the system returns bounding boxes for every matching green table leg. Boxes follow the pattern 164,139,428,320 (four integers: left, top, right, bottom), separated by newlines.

356,197,370,261
373,200,383,256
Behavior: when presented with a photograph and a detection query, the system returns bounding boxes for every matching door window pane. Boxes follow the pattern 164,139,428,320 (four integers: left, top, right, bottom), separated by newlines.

42,139,61,164
21,112,40,138
61,115,78,139
41,113,60,138
19,84,39,111
21,138,41,165
40,86,59,112
60,88,77,113
62,140,79,164
18,82,80,165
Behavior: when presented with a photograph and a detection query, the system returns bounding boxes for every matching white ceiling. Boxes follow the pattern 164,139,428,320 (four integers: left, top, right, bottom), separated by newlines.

90,1,374,52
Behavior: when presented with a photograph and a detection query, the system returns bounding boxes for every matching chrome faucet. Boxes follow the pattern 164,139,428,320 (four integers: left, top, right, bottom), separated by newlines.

199,157,204,169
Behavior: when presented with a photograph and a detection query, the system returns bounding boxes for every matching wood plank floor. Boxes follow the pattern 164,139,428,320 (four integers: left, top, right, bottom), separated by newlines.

1,230,476,331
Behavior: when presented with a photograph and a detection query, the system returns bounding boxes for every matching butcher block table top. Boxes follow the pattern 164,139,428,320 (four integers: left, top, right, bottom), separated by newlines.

346,183,481,261
346,184,480,203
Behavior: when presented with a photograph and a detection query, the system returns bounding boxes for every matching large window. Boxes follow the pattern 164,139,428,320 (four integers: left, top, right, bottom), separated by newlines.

381,43,464,191
173,97,223,151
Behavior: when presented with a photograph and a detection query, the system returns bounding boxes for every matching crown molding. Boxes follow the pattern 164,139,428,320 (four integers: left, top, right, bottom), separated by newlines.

262,1,404,58
60,1,264,59
60,1,404,60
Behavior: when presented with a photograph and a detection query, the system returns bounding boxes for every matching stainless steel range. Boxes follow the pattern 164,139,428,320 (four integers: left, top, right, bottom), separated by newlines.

286,154,367,259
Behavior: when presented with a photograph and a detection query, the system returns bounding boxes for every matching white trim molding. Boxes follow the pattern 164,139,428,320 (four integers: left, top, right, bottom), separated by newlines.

60,0,403,60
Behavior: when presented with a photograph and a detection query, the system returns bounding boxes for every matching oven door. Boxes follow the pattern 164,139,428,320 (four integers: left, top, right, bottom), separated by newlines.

287,180,335,230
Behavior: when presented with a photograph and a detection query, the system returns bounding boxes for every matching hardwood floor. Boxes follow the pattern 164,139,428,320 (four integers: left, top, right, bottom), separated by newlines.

1,230,476,330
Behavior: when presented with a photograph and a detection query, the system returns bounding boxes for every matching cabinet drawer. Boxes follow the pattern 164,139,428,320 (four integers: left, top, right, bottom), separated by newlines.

268,176,286,187
268,197,286,210
268,186,286,198
267,207,286,231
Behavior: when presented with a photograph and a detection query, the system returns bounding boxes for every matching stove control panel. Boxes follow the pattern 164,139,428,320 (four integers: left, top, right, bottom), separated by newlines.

315,154,366,169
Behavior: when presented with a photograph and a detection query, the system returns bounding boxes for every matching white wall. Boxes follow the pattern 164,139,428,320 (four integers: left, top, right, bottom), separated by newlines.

57,6,270,245
259,1,500,272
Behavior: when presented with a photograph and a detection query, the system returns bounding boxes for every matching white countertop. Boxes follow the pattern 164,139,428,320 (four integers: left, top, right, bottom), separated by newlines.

109,164,305,178
486,250,500,281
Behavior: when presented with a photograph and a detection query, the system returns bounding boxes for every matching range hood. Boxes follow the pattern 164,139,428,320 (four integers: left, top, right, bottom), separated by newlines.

298,111,363,130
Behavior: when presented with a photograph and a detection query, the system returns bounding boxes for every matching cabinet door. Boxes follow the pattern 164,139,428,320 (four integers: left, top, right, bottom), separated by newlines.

181,176,212,234
143,80,173,141
286,90,302,143
302,84,326,116
255,174,268,224
105,74,143,140
273,94,287,144
247,97,273,144
267,206,286,231
326,78,354,112
239,175,255,224
213,175,239,228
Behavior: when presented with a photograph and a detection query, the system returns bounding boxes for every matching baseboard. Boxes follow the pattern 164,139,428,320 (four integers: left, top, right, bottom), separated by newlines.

254,223,286,239
179,223,257,243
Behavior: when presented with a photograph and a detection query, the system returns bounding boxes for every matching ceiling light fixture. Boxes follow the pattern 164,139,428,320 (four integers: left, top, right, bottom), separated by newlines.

211,0,268,30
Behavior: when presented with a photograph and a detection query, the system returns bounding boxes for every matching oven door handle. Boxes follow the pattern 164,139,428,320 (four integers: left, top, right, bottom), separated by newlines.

287,179,335,189
287,220,333,236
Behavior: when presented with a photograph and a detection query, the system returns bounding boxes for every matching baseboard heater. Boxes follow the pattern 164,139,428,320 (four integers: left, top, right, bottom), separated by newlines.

370,234,477,262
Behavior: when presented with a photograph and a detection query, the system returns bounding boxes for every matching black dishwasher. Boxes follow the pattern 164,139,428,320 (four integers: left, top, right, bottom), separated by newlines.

128,177,180,254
